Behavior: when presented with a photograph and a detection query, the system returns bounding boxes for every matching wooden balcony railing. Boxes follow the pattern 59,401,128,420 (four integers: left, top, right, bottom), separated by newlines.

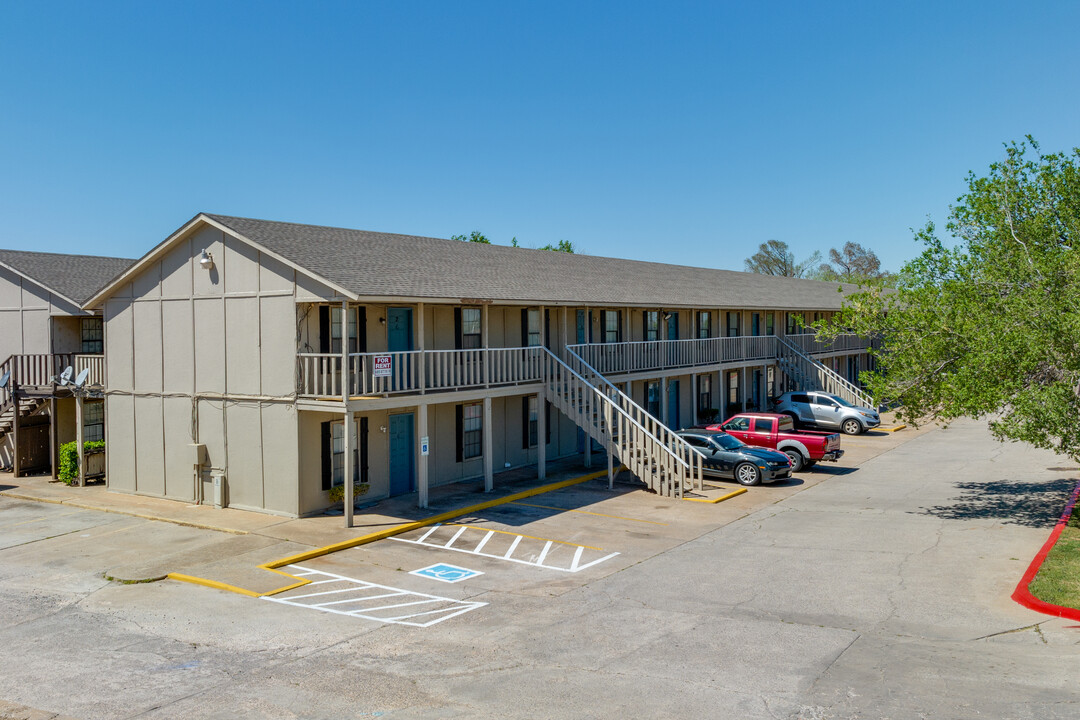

566,336,777,376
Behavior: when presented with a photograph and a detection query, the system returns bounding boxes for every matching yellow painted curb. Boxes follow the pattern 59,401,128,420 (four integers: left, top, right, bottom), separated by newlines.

684,487,748,504
170,467,615,598
880,424,907,433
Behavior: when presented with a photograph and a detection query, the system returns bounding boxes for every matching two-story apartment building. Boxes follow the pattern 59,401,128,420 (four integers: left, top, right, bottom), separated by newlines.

85,213,874,520
0,250,133,475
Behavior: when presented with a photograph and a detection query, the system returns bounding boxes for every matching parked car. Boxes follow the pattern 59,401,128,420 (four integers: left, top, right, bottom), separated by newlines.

708,412,843,472
772,391,880,435
675,430,792,486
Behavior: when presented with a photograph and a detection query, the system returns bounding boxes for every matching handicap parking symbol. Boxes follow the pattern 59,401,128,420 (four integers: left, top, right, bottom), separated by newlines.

410,563,484,584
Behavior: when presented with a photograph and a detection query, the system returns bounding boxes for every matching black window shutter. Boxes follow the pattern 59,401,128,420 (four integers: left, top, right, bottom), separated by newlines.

454,308,463,350
455,405,464,462
521,308,528,346
318,306,330,353
546,400,552,445
357,307,367,353
544,309,551,349
522,396,530,449
359,417,369,483
320,421,331,490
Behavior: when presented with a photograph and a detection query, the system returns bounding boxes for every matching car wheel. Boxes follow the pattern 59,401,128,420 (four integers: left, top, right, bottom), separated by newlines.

783,449,805,472
842,418,863,435
734,462,761,486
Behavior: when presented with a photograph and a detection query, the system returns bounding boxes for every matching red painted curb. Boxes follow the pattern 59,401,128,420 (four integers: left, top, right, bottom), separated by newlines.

1011,479,1080,622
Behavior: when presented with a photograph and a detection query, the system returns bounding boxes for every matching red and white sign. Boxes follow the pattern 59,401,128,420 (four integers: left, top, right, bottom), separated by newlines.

373,355,393,378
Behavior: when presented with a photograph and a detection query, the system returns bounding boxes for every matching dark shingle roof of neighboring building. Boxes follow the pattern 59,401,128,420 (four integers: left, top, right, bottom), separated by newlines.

205,214,858,310
0,249,135,305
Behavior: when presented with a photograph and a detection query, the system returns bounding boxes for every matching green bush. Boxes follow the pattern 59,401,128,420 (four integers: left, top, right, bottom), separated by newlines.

328,482,370,504
58,441,105,485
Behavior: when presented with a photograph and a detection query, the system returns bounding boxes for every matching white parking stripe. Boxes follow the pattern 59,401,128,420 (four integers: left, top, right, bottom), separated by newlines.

261,565,487,627
390,526,620,573
444,525,468,548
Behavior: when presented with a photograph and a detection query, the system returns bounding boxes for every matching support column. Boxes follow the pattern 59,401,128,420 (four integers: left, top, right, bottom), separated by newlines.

343,411,354,527
49,397,58,480
661,376,669,427
76,394,85,487
11,394,20,479
340,300,349,403
417,404,429,508
740,367,748,412
482,304,491,387
417,302,425,394
691,373,698,426
537,389,547,480
483,397,493,491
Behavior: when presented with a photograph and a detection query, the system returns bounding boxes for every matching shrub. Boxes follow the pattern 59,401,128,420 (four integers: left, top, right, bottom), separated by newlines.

328,482,370,504
58,441,105,485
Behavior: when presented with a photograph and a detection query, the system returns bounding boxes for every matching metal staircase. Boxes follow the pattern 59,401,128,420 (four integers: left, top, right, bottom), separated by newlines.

775,336,874,408
542,348,703,498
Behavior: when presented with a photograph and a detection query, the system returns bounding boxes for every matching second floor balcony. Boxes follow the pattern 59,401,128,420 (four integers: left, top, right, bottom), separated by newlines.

295,332,873,400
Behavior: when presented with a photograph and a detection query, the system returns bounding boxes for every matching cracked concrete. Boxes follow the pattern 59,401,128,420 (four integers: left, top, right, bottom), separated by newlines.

1,418,1078,718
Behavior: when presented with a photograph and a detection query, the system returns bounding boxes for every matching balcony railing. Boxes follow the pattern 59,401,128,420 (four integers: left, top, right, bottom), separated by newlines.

566,336,777,376
786,332,869,355
297,347,547,398
296,334,874,400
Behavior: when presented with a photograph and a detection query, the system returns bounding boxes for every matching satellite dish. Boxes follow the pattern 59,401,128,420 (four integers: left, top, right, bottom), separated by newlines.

0,371,8,389
59,367,74,386
75,368,91,388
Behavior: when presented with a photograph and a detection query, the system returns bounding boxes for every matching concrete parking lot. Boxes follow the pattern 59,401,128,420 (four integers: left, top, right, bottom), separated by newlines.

1,418,1078,719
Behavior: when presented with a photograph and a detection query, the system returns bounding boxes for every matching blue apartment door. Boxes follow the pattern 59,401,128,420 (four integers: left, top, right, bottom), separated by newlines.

388,308,414,351
389,413,416,496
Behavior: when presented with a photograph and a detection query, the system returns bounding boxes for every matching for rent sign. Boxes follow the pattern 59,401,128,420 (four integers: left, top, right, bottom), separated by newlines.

373,355,393,377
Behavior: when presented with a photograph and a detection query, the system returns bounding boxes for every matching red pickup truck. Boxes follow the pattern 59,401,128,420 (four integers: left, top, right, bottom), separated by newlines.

706,412,844,472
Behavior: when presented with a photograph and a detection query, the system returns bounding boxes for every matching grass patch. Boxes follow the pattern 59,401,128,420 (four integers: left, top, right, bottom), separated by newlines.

1028,512,1080,608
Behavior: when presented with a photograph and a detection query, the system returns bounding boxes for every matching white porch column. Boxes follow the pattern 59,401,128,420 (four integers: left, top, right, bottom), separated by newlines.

740,366,748,412
537,389,547,480
417,302,425,394
691,373,698,426
483,397,493,491
660,376,669,426
75,394,85,487
417,404,429,508
343,411,354,527
341,300,349,403
482,303,490,387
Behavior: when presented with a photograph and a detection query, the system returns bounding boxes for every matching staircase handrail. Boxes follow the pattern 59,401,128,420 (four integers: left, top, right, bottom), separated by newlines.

0,354,14,415
561,345,703,486
543,348,691,472
775,336,874,408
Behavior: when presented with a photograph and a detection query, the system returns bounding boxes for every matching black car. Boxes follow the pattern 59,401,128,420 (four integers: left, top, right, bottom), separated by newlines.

676,430,792,486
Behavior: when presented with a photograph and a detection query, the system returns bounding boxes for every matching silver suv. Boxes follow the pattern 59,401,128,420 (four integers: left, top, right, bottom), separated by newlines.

772,391,880,435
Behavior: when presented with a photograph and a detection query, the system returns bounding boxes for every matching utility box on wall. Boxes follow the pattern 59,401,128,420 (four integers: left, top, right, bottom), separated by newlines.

211,470,226,508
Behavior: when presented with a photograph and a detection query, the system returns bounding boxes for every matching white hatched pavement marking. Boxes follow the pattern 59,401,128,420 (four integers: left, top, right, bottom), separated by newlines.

260,565,486,627
389,523,619,573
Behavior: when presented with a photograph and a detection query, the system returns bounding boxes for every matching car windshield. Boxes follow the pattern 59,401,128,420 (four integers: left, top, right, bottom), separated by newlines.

709,434,745,450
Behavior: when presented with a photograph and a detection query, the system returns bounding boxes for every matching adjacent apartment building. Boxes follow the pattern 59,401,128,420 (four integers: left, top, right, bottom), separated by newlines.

0,250,134,475
82,213,874,519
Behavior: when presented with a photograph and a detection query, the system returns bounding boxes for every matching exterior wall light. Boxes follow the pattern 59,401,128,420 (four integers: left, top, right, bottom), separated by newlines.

199,250,214,270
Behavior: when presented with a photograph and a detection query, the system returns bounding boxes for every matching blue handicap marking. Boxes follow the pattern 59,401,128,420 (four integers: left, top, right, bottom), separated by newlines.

410,563,484,584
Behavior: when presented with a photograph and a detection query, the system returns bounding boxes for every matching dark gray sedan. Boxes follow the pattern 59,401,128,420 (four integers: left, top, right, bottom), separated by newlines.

676,430,792,486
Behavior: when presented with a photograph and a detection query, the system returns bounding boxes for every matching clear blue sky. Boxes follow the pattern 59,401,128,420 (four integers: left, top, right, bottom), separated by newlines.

2,1,1078,273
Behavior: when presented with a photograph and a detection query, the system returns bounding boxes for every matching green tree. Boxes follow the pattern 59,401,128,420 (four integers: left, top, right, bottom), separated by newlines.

814,241,887,282
820,138,1080,458
451,231,491,244
538,239,576,253
744,239,820,277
